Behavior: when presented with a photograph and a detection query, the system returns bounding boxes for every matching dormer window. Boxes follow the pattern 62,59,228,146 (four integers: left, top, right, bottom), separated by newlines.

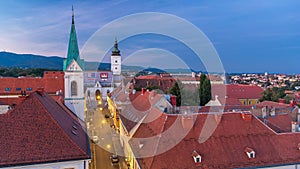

245,147,255,159
192,150,201,163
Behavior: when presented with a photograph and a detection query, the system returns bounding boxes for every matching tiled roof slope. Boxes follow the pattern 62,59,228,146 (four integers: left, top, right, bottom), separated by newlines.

131,112,300,169
211,84,263,99
0,91,90,167
256,101,290,109
259,114,293,133
0,72,64,95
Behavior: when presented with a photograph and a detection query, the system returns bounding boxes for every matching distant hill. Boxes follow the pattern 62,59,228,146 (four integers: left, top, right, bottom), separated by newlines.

0,51,144,71
0,52,199,74
0,52,63,70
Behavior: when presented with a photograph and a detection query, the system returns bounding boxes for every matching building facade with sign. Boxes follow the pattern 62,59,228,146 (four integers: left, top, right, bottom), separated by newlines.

85,39,122,105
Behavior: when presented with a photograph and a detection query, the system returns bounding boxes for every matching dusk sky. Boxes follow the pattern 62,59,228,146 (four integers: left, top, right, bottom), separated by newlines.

0,0,299,73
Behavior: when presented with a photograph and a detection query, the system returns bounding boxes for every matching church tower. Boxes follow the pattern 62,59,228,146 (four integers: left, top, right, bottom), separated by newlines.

111,38,121,75
111,38,122,87
63,7,85,121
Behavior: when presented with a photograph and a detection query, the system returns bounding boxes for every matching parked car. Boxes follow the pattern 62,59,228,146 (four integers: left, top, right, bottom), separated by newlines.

110,154,119,163
92,136,99,143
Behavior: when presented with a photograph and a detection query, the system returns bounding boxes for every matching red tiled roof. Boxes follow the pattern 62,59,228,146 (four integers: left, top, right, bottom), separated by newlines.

129,112,300,169
133,76,176,93
211,84,263,99
0,91,90,167
199,105,252,113
256,101,290,109
208,75,223,81
219,98,242,105
0,71,64,95
118,91,166,133
259,114,293,133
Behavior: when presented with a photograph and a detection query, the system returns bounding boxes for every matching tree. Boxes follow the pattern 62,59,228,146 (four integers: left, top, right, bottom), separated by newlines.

259,87,285,102
169,80,182,106
199,74,211,106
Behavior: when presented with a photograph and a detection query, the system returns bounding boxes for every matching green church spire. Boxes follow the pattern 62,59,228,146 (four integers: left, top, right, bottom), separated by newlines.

63,6,84,71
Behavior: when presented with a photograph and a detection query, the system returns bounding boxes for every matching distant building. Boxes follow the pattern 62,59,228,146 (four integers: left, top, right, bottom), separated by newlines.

85,39,122,104
0,71,64,106
131,73,224,94
211,84,263,105
0,89,90,168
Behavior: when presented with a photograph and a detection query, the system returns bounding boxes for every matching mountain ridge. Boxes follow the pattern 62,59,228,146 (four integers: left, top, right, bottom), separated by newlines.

0,51,145,71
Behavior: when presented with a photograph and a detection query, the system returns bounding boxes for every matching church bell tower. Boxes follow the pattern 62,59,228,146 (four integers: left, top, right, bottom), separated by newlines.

63,6,85,121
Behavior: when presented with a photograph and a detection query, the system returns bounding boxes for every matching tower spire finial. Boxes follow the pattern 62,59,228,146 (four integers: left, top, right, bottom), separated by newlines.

112,37,120,55
72,5,74,24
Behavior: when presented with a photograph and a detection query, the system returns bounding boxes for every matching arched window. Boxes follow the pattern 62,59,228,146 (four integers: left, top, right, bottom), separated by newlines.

95,90,101,100
71,81,77,96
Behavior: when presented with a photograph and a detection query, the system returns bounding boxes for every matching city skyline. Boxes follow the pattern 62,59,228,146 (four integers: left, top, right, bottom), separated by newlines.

0,0,299,73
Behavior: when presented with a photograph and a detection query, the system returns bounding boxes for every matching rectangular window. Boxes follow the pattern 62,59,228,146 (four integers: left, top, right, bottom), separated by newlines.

16,88,21,91
5,88,11,91
91,73,95,78
26,88,32,91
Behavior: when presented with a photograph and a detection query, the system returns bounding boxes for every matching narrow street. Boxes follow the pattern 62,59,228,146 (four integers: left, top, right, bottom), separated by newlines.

87,100,127,169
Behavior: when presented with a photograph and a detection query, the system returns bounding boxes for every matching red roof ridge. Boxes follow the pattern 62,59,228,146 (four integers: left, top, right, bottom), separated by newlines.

33,92,88,156
141,107,168,169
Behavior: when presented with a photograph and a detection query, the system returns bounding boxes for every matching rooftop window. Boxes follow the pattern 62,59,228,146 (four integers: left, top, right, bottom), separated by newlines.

192,150,201,163
245,147,255,159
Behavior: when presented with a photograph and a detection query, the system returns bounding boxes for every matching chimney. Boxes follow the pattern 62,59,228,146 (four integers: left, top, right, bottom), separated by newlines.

262,106,267,118
141,88,146,95
170,95,177,107
291,121,298,132
270,107,275,116
191,72,195,78
290,100,296,107
181,115,194,130
278,98,285,104
241,112,252,121
37,87,44,96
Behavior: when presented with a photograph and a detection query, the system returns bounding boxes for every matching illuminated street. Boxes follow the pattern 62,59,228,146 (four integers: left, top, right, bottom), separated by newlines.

87,100,127,169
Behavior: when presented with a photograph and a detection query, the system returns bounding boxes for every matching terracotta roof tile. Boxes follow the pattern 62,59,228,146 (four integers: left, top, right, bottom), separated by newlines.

256,101,290,109
259,114,293,133
0,72,64,106
211,84,263,99
130,112,300,168
0,90,90,167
